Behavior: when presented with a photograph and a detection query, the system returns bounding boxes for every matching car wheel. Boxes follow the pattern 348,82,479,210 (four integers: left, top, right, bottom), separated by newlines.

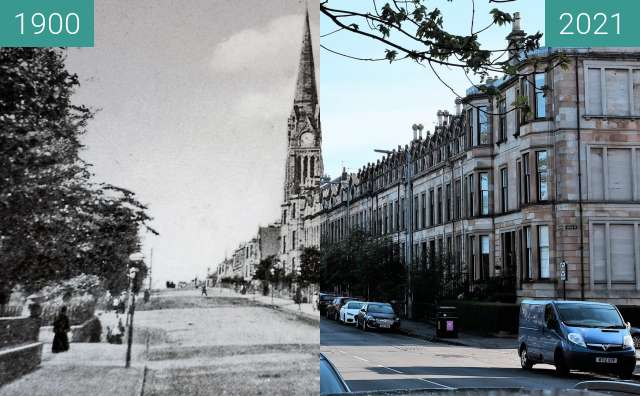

554,350,569,377
633,335,640,349
519,346,533,370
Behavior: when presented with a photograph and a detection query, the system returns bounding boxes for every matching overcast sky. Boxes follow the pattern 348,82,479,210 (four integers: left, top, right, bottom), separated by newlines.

66,0,318,286
320,0,544,178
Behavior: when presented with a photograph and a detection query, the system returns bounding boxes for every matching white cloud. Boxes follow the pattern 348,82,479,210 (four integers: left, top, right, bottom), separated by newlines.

211,14,302,79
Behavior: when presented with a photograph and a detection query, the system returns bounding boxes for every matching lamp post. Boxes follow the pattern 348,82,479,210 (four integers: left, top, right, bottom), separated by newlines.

269,267,275,307
125,252,144,369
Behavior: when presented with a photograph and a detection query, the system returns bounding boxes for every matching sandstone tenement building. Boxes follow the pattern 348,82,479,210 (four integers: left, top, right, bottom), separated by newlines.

305,17,640,307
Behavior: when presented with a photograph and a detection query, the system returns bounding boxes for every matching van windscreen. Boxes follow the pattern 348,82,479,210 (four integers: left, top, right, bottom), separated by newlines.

556,304,625,328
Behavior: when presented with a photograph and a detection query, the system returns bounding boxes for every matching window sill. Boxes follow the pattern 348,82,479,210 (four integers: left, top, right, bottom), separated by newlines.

584,115,640,120
495,139,507,146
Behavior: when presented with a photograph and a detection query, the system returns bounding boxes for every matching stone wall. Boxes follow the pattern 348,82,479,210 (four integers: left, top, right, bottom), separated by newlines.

0,316,42,385
0,317,40,349
39,316,102,344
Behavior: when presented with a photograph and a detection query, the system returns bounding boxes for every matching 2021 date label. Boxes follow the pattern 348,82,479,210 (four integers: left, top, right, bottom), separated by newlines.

546,0,639,47
0,0,93,47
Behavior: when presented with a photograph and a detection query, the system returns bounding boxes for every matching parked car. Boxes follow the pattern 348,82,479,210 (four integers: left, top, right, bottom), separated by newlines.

340,301,364,325
318,293,336,316
327,297,353,320
518,300,636,379
355,302,401,332
320,353,350,395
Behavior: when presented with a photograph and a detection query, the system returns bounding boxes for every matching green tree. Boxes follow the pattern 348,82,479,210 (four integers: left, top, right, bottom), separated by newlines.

321,1,568,105
0,48,156,297
321,230,406,302
299,247,320,287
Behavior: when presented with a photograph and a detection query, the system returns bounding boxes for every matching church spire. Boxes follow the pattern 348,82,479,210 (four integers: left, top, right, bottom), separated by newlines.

293,8,317,108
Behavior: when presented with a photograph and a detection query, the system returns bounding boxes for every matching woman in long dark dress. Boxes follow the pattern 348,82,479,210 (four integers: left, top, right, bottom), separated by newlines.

52,306,70,353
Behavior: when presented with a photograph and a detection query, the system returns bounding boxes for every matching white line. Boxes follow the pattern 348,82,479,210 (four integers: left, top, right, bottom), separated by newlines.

352,355,369,362
338,350,346,354
377,364,403,374
415,377,454,389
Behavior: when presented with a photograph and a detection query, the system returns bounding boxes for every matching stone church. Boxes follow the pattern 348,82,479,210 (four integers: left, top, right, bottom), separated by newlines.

279,9,323,275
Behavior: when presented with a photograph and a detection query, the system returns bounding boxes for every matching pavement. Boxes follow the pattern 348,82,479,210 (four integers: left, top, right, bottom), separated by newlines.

0,342,146,396
213,286,320,324
321,317,640,393
399,320,517,349
1,288,319,396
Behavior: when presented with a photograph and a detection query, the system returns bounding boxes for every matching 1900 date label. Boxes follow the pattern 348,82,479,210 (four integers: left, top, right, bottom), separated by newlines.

0,0,93,47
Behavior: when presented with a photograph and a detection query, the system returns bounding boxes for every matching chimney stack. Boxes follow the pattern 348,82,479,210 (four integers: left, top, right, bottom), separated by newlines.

455,98,462,115
506,12,526,65
437,110,444,126
513,12,521,31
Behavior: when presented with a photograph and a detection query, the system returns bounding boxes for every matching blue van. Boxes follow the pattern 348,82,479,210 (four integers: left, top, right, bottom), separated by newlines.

518,300,636,378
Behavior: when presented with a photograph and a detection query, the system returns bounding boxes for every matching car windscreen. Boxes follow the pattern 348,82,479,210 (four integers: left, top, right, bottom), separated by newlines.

320,295,334,302
320,357,349,394
368,304,394,314
346,302,364,310
556,304,625,328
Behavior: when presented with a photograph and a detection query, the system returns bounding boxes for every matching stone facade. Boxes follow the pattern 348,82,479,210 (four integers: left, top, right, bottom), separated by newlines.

279,9,323,275
309,21,640,306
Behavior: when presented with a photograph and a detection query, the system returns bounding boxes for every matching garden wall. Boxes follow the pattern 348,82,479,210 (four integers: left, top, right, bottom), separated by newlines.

0,317,42,385
39,316,102,344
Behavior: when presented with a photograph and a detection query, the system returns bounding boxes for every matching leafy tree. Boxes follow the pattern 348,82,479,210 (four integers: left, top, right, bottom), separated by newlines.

299,247,320,287
0,48,156,297
321,229,406,302
321,1,568,108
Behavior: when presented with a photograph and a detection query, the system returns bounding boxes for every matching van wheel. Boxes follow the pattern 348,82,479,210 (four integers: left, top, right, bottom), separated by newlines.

520,346,533,370
554,351,569,377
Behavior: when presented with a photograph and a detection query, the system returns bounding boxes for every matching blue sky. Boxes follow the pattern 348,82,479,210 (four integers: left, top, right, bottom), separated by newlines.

320,0,545,178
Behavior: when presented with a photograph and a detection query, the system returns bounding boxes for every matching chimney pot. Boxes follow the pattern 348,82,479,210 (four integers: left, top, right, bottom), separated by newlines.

513,12,521,31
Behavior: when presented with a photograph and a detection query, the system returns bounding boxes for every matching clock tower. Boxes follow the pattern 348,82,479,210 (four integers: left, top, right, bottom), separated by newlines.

279,9,322,276
283,9,323,202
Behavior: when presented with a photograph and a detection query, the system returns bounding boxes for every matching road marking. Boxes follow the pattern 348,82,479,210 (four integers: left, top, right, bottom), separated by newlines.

352,355,369,362
375,364,452,389
377,364,403,374
415,377,454,389
338,350,346,354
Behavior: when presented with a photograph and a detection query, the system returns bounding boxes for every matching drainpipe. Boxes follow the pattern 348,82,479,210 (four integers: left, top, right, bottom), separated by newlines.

575,56,585,301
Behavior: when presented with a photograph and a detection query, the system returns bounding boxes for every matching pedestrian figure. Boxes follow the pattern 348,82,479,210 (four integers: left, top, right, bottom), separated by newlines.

312,292,318,312
201,284,207,296
106,313,125,344
52,306,70,353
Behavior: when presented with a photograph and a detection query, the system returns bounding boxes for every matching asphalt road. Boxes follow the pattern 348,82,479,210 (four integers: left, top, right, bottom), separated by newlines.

320,318,636,393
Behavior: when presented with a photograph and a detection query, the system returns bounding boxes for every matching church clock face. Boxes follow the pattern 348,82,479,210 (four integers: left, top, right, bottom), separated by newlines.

300,132,314,147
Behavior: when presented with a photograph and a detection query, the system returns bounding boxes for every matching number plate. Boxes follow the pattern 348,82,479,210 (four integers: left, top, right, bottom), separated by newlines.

380,322,391,328
595,357,617,364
